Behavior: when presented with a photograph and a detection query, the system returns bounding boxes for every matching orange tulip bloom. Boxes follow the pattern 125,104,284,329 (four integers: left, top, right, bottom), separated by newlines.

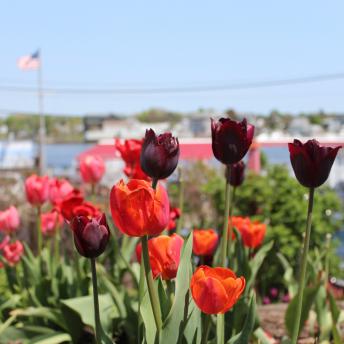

110,179,170,237
193,229,219,256
136,234,184,280
190,266,245,314
230,216,266,248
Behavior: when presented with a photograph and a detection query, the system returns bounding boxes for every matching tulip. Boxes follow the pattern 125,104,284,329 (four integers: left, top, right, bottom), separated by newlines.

71,213,110,258
190,266,245,314
168,207,181,231
136,234,184,280
2,240,24,266
41,210,63,236
57,189,84,220
211,117,254,165
123,162,150,180
226,161,245,187
110,179,170,237
140,129,180,180
288,139,341,188
115,138,142,165
0,235,10,250
234,218,266,248
193,229,219,256
25,174,49,206
0,206,20,234
49,178,74,205
79,155,105,184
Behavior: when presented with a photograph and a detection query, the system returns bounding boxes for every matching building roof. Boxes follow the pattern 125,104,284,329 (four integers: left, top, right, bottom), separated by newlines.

77,140,214,161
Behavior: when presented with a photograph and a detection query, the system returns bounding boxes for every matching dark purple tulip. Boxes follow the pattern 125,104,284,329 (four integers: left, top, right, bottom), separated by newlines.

140,129,180,180
211,118,254,165
288,139,341,188
71,213,110,258
226,161,245,187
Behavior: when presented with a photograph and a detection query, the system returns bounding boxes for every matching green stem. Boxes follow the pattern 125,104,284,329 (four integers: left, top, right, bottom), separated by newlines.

54,229,60,262
291,187,315,344
91,258,102,344
202,314,211,344
227,186,236,265
141,235,162,331
220,166,232,267
324,233,332,289
216,313,225,344
152,178,158,190
176,168,184,235
37,206,42,255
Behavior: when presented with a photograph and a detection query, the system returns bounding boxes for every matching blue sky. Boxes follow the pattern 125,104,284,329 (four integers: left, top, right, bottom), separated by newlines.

0,1,343,116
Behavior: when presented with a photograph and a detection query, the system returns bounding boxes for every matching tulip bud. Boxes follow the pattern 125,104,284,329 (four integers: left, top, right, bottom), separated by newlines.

79,155,105,184
71,214,110,258
226,161,245,187
211,118,254,165
0,206,20,234
25,175,50,206
288,139,341,188
140,129,180,180
190,266,245,314
193,229,219,256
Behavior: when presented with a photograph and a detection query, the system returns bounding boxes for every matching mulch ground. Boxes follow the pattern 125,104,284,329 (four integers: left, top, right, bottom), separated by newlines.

258,302,344,343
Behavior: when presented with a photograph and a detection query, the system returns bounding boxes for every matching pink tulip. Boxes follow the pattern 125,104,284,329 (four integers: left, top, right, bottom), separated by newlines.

79,155,105,184
41,211,63,236
25,175,49,206
49,178,74,205
2,240,24,266
0,206,20,233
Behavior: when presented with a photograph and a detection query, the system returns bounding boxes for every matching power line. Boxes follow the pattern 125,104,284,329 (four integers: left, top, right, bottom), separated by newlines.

0,72,343,95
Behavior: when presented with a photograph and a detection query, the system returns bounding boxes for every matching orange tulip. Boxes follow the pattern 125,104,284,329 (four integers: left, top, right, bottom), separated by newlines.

193,229,218,256
110,179,170,237
230,216,266,248
136,234,184,279
190,266,245,314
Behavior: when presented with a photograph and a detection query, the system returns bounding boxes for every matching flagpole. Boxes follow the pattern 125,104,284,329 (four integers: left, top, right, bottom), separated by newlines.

37,49,45,175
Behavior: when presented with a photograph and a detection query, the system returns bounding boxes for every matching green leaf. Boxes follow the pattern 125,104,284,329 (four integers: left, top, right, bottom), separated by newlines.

285,284,320,337
227,293,256,344
160,232,193,344
247,241,273,291
157,278,171,322
276,253,297,298
327,291,343,344
253,327,276,344
183,299,202,344
30,332,71,344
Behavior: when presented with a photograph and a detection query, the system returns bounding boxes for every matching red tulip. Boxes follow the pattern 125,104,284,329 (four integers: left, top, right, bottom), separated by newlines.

25,175,49,206
49,178,74,205
168,207,181,231
115,138,142,165
56,189,84,221
110,179,170,237
190,266,245,314
140,129,180,180
0,206,20,234
2,240,24,266
41,210,63,236
288,139,341,188
193,229,219,256
136,234,184,279
211,118,254,165
79,155,105,184
123,162,150,180
71,214,110,258
0,235,10,250
230,216,266,248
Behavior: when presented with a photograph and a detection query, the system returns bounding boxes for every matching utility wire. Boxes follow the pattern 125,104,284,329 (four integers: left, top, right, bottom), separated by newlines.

0,72,343,95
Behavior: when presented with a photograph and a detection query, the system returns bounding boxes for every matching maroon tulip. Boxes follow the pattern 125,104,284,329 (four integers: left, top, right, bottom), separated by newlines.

226,161,245,187
288,139,341,188
140,129,180,180
211,118,254,165
71,214,110,258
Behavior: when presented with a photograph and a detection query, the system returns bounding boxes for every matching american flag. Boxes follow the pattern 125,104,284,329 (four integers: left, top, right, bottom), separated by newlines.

17,50,40,70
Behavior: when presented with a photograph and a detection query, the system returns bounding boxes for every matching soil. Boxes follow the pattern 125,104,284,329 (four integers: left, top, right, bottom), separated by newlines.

258,302,344,343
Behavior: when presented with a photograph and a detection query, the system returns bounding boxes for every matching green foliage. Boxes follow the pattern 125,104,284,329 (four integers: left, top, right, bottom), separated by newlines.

203,163,343,290
136,108,182,124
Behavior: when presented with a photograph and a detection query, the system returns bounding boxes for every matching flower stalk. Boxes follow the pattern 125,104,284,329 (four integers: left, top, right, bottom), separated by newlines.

37,205,42,255
175,168,184,235
291,187,314,343
90,258,102,344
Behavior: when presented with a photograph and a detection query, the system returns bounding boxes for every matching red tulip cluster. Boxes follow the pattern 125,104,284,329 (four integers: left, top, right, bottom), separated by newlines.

0,235,24,266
